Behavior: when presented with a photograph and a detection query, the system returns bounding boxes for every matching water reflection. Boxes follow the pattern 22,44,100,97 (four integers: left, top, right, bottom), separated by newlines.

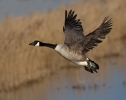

0,58,126,100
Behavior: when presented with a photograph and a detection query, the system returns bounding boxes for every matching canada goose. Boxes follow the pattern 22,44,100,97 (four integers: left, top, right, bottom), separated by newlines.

29,10,112,73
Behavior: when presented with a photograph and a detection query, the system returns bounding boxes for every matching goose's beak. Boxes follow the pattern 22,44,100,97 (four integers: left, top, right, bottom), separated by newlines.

29,42,34,46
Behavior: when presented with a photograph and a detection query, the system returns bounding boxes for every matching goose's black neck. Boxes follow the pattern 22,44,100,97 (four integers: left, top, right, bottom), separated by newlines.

40,42,57,49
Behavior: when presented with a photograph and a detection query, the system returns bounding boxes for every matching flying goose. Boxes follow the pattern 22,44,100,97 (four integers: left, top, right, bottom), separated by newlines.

29,10,112,73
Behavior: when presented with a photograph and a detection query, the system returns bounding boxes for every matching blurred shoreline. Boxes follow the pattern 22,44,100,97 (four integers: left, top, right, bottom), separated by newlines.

0,0,126,93
0,0,77,20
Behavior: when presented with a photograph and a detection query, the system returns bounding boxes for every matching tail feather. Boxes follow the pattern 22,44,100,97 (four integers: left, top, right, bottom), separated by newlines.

84,58,99,73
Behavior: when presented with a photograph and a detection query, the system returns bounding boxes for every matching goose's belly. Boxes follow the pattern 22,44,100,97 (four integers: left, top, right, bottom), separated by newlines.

58,51,87,66
57,49,84,62
55,44,87,66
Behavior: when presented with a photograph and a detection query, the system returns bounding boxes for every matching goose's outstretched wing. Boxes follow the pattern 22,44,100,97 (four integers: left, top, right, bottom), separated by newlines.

82,17,112,53
70,17,112,53
63,10,84,46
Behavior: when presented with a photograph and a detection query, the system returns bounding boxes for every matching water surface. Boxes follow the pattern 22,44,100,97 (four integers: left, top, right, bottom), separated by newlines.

1,58,126,100
0,0,76,20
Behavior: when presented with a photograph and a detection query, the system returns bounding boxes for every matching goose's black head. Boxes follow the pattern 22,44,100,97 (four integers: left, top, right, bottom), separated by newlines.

29,40,57,49
29,40,43,46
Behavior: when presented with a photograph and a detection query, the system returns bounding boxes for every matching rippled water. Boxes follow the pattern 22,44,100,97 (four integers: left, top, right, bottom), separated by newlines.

1,58,126,100
0,0,76,20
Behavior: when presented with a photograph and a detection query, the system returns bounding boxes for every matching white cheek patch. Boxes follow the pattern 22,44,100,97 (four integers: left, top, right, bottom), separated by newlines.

35,42,40,46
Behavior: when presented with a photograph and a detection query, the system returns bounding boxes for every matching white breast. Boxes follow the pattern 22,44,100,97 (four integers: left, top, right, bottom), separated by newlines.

55,44,64,52
55,44,88,66
55,44,70,59
55,44,84,62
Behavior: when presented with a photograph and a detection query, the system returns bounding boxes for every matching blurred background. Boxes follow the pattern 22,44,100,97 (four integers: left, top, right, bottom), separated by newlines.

0,0,126,100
